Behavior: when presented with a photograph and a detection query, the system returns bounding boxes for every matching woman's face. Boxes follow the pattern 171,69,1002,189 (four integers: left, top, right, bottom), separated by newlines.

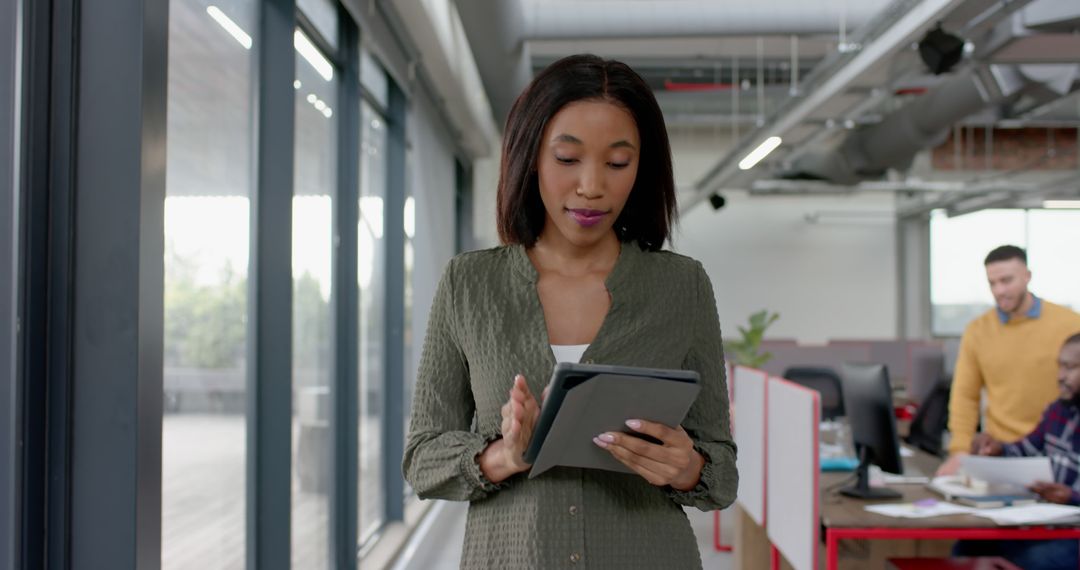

535,98,640,249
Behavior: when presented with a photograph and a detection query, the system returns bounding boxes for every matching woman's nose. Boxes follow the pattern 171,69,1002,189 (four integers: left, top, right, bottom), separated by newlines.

576,164,605,198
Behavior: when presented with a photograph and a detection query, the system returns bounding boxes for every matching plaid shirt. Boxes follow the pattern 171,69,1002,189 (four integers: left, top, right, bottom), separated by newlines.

1003,400,1080,505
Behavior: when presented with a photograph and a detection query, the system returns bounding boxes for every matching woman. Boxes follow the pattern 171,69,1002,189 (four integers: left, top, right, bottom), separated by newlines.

402,54,737,569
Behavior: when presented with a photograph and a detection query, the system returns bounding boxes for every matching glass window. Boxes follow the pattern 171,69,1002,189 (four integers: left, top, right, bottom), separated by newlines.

930,208,1080,336
291,28,337,569
930,209,1025,336
297,0,339,50
162,0,255,567
1027,210,1080,312
358,100,388,546
360,47,389,110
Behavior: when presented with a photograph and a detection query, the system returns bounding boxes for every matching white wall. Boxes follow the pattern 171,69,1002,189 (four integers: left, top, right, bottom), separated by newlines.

408,94,459,381
670,127,900,343
463,125,904,344
674,191,899,343
667,126,735,190
471,155,500,248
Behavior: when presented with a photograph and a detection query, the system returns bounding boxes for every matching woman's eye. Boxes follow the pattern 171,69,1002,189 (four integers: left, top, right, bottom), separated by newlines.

555,156,577,164
609,162,630,169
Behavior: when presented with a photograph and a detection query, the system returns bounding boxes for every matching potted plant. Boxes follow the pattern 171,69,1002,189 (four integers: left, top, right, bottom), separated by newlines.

727,309,780,368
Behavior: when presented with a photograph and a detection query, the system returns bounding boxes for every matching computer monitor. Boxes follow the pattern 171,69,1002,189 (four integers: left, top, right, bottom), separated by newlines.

839,362,903,499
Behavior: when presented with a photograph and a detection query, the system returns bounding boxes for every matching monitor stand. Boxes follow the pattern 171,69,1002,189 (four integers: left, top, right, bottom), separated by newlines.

840,448,902,500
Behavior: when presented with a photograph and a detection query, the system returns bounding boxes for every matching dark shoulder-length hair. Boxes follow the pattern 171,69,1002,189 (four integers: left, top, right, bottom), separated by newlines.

496,54,676,251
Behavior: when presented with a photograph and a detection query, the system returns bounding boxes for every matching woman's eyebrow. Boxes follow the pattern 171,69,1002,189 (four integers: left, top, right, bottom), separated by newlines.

551,134,637,150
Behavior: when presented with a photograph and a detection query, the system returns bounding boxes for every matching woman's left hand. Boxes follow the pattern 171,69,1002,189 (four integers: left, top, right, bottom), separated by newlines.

593,419,705,491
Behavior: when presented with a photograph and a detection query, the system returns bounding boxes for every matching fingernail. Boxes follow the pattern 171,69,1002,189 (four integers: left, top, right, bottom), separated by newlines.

625,420,641,429
593,437,608,448
599,433,615,443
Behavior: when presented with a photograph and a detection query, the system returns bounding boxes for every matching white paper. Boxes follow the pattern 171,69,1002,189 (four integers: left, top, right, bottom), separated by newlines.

865,502,976,519
928,475,983,498
960,456,1053,488
972,504,1080,525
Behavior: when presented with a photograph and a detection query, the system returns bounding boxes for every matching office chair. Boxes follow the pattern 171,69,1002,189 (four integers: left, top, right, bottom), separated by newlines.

782,366,845,420
904,377,951,457
908,349,945,406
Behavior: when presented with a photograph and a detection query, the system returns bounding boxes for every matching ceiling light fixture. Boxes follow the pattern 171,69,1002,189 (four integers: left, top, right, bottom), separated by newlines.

294,30,333,81
738,136,782,171
206,6,252,50
1043,200,1080,209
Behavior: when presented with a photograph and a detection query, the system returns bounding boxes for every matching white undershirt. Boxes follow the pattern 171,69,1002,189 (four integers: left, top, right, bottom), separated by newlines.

551,344,589,364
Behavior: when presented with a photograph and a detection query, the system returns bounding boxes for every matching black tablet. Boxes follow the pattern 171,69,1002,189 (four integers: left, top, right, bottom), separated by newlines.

522,362,700,475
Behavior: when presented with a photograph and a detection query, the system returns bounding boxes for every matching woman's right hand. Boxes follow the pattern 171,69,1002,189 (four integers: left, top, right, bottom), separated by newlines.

479,375,544,483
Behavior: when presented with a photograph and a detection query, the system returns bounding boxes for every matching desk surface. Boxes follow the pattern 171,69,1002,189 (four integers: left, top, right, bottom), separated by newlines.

820,449,1080,529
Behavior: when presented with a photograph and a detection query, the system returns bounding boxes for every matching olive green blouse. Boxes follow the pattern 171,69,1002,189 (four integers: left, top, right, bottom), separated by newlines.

402,242,738,569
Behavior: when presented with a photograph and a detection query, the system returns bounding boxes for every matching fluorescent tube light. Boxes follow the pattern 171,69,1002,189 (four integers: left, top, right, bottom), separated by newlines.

738,136,782,170
294,30,334,81
1043,200,1080,209
404,197,416,239
206,6,252,50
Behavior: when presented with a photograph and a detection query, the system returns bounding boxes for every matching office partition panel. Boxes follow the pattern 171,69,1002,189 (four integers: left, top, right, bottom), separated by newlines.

733,366,768,525
766,377,820,570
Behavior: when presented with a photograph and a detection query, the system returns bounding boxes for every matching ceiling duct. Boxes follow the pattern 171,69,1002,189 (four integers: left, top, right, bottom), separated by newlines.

456,0,894,127
781,63,1079,184
977,1,1080,64
518,0,893,39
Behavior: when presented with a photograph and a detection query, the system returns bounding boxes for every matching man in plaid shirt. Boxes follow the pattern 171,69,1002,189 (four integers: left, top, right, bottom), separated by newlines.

954,332,1080,569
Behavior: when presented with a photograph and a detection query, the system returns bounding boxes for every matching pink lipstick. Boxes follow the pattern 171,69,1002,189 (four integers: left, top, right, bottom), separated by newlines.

567,208,608,227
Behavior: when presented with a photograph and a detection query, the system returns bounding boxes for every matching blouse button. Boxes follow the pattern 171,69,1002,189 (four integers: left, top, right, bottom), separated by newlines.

569,505,578,515
570,553,581,564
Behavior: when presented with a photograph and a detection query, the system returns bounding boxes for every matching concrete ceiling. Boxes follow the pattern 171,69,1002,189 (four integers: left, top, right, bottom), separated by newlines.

453,0,1080,216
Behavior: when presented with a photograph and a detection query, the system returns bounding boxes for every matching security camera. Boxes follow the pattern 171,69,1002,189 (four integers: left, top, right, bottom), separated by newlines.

709,193,727,211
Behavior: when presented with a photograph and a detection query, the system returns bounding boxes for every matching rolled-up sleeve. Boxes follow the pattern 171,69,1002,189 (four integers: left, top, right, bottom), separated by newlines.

670,261,739,510
402,258,504,502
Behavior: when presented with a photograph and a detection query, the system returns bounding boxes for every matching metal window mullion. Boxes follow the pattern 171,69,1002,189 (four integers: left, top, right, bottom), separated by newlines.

358,89,388,119
66,0,168,567
0,1,20,567
454,160,473,254
18,0,77,567
381,80,407,524
330,9,360,570
248,1,296,569
44,0,77,560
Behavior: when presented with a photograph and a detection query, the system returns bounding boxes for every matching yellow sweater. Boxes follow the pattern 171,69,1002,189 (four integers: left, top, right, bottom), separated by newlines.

948,298,1080,453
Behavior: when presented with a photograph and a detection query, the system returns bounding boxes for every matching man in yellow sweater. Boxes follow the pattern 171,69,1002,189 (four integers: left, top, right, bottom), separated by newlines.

937,245,1080,476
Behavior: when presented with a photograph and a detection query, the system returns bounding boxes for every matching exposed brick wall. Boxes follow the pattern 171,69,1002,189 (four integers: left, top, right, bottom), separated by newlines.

931,127,1078,170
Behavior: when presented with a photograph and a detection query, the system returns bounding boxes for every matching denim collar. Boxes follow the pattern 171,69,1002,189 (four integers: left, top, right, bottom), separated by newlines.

997,294,1042,324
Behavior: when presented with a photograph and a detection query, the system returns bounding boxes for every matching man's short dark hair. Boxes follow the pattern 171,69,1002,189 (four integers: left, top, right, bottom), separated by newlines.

1065,332,1080,348
984,245,1027,266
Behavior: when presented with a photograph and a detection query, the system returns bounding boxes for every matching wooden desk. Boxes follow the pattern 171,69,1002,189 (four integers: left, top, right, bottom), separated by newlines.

820,450,1080,570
